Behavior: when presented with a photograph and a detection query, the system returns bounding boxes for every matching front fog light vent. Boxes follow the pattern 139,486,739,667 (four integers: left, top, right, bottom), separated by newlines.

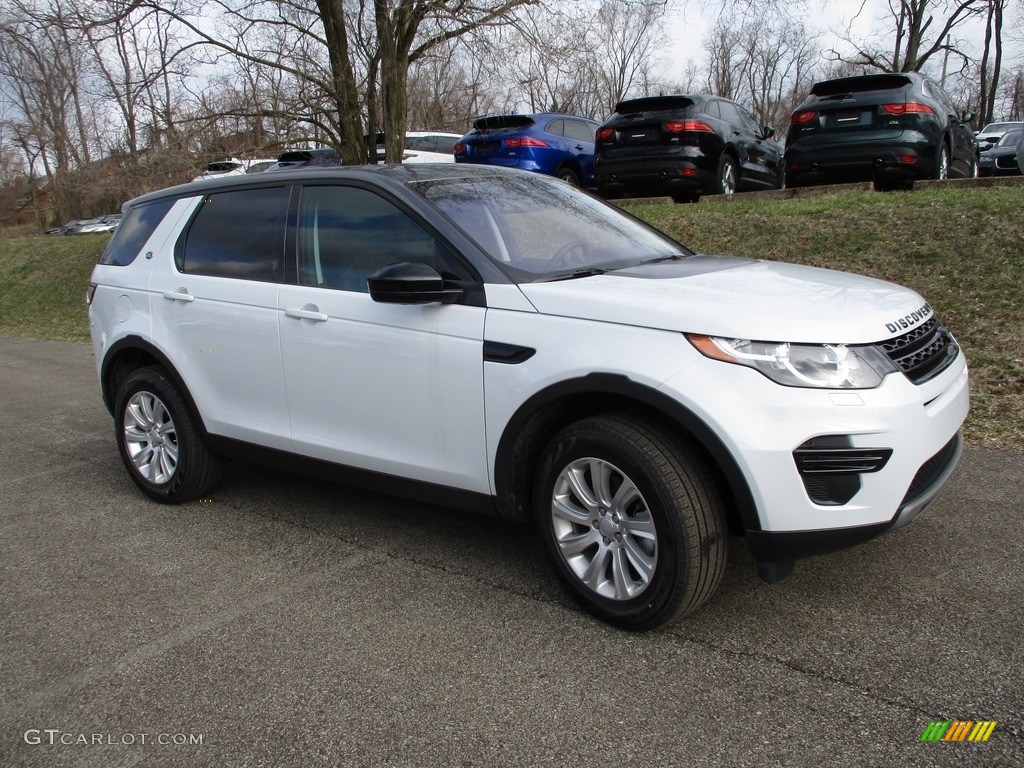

794,436,893,506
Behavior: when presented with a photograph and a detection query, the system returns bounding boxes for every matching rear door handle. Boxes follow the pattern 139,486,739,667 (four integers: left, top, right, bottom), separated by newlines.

162,290,194,303
285,307,328,322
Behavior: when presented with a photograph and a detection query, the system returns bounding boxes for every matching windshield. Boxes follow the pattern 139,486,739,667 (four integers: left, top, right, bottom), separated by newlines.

413,173,690,281
996,130,1022,147
982,122,1019,134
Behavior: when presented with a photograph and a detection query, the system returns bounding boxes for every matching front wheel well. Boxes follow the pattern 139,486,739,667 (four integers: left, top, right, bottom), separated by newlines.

494,379,754,537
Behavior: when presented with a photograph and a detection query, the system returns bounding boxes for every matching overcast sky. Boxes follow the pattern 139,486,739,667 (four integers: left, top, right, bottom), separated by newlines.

661,0,1023,83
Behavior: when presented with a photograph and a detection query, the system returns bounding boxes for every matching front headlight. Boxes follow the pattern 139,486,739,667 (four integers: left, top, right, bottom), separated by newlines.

686,334,898,389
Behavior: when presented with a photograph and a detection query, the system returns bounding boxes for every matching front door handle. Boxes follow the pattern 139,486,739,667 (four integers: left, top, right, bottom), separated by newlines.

162,289,194,303
285,307,329,322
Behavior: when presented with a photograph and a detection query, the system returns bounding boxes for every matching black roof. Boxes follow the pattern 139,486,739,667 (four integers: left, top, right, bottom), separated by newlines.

125,163,518,210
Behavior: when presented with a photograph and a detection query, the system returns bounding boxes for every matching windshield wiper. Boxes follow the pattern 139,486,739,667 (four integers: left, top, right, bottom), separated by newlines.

541,267,610,282
641,253,690,265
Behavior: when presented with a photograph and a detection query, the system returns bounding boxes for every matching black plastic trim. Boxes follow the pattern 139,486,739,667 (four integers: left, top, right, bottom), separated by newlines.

205,436,498,517
750,433,962,563
98,336,208,435
745,521,892,562
483,341,536,364
493,373,759,530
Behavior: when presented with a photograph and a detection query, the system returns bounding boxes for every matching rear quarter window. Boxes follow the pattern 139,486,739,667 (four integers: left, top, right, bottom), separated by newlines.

99,198,176,266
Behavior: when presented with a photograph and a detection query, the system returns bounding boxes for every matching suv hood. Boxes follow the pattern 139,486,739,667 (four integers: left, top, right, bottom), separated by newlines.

517,256,930,344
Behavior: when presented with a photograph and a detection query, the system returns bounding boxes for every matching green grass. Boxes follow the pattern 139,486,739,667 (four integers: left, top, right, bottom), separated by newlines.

0,234,107,341
1,186,1021,449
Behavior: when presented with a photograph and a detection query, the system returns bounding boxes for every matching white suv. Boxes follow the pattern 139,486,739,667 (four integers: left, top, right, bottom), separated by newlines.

88,165,968,629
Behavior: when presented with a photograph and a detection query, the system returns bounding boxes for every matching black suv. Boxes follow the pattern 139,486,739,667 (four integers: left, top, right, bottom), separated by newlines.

594,95,783,203
785,72,976,189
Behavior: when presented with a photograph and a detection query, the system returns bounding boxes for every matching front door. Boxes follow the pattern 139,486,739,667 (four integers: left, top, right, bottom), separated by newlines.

278,184,490,492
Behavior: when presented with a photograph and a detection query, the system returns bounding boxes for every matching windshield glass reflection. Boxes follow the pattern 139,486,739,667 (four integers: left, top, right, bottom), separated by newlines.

413,173,690,281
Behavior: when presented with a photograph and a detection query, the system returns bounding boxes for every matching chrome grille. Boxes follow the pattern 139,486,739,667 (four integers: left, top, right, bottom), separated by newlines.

879,317,959,384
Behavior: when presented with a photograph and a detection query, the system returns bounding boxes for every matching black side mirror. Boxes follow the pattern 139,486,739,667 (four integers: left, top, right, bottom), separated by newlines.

762,126,775,139
368,261,462,305
961,110,975,124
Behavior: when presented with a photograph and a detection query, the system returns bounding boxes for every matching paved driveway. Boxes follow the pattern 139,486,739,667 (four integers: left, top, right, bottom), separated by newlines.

1,337,1021,767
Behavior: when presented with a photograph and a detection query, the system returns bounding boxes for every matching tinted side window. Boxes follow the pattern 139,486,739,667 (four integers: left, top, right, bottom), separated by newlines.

297,186,470,293
433,136,458,154
565,119,595,142
737,104,761,133
704,101,722,119
405,136,433,151
99,199,175,266
545,119,565,136
180,187,289,282
718,101,738,124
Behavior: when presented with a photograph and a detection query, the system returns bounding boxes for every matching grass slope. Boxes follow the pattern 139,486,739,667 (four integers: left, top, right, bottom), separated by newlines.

1,186,1020,449
0,234,106,341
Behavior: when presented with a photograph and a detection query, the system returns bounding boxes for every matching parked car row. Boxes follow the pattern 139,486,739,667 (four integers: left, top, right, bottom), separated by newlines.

974,120,1022,153
977,124,1024,177
72,72,1002,240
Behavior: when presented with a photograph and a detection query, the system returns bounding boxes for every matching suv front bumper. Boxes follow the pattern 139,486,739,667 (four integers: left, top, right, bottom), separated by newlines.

658,347,969,563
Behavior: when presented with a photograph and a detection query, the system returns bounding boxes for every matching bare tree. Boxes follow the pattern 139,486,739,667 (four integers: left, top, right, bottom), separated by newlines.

702,14,822,128
999,65,1024,119
976,0,1007,125
593,0,669,113
0,1,101,221
835,0,984,73
132,0,534,163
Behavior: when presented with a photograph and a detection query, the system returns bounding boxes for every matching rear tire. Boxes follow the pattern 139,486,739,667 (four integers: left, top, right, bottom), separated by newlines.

556,166,580,186
714,154,737,195
534,414,726,629
114,366,222,503
933,144,950,180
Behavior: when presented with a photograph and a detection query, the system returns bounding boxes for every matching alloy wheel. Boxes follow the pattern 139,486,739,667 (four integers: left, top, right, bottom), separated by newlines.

123,391,179,484
550,457,658,601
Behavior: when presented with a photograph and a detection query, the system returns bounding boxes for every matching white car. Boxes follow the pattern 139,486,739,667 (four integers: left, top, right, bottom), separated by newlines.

192,157,278,181
401,131,461,163
374,132,462,163
70,214,122,234
87,165,968,629
974,121,1024,153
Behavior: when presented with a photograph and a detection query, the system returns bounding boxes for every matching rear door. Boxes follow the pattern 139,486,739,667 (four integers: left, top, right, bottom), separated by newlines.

924,78,976,174
563,118,598,182
148,185,292,450
719,100,776,186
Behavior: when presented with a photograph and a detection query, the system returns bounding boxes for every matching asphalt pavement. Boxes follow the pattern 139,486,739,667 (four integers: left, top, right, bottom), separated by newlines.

1,336,1021,767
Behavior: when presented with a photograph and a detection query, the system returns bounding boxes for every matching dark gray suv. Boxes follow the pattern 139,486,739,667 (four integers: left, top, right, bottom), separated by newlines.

785,72,977,189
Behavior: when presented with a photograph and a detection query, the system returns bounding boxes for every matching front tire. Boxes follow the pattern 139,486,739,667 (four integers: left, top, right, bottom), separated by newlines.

114,366,222,503
534,414,726,629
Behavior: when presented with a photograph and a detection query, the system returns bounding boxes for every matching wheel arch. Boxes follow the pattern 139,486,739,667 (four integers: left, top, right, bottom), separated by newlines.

493,373,759,536
100,336,207,433
553,160,583,182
